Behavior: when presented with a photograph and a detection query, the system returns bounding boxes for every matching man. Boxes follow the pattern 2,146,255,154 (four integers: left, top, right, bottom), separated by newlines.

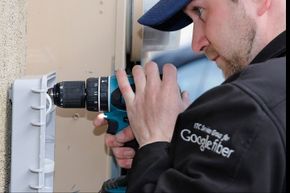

94,0,286,192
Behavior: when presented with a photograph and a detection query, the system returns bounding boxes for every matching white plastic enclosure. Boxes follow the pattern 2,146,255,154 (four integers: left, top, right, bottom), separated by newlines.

9,72,56,193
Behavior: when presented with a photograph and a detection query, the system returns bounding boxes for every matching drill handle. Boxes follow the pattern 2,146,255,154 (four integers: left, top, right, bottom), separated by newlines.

104,111,129,135
105,111,139,150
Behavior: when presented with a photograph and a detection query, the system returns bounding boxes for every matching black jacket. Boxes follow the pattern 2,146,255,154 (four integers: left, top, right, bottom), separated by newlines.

126,31,286,193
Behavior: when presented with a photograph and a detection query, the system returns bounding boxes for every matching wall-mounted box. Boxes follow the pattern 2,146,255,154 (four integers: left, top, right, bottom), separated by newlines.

9,72,56,192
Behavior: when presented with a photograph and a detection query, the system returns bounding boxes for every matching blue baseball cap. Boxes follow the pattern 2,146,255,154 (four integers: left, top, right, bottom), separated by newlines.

138,0,192,31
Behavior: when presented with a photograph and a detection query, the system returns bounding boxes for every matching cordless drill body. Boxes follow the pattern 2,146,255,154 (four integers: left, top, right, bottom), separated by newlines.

48,75,134,193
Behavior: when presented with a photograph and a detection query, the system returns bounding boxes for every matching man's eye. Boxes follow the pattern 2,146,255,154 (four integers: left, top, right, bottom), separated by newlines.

192,7,204,20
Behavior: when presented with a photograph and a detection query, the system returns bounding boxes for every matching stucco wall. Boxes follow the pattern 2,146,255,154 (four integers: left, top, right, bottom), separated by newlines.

0,0,26,191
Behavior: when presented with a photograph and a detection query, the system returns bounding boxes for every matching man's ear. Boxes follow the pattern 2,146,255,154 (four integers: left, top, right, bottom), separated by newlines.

257,0,271,16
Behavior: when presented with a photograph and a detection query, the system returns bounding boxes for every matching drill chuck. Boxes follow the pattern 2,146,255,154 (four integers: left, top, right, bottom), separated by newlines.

47,76,113,112
47,81,86,108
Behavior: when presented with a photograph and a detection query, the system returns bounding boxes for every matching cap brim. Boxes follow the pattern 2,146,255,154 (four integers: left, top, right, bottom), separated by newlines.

138,0,192,31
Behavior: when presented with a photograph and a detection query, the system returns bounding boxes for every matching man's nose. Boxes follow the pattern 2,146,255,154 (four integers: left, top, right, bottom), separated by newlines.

191,25,209,52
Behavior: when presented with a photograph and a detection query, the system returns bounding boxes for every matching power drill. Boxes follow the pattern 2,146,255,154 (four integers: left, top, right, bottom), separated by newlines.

47,75,134,193
47,75,134,134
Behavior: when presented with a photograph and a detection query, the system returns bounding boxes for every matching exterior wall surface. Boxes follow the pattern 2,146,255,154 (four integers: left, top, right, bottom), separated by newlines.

0,0,26,191
1,0,128,191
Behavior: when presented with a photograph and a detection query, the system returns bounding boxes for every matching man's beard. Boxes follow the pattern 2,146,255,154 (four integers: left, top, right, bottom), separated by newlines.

219,16,257,79
225,27,256,77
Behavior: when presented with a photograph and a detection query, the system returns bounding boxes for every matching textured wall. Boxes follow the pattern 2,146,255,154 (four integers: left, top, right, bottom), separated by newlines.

0,0,26,191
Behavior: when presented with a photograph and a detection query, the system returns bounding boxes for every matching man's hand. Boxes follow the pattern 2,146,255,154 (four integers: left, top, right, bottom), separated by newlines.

116,62,190,148
93,113,135,169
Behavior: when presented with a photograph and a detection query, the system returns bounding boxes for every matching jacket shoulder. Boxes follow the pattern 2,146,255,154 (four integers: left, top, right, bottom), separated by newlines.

232,57,286,145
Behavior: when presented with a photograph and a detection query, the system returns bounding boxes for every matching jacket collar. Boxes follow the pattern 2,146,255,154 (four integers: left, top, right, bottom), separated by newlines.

251,31,286,64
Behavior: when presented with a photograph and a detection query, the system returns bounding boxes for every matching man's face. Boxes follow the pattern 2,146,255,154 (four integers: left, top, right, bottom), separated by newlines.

183,0,257,78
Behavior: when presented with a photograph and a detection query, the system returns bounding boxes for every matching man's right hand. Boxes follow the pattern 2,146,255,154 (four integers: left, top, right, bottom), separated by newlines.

93,113,136,169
